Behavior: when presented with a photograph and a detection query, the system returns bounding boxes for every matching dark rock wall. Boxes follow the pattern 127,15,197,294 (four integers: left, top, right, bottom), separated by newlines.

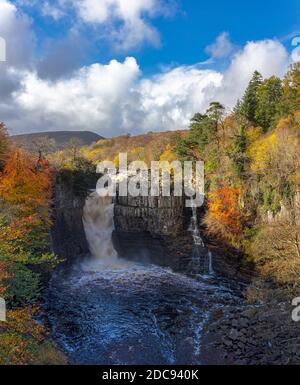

113,194,195,271
114,195,187,235
113,194,253,281
50,174,252,281
50,176,89,261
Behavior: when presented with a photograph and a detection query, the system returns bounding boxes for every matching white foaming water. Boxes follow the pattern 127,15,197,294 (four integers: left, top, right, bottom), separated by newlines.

82,192,120,270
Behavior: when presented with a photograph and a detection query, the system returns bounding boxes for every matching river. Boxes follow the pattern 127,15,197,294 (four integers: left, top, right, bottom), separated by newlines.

45,193,243,365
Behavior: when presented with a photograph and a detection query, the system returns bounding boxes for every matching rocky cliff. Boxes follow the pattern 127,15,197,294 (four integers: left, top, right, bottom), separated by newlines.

113,194,195,270
263,191,300,225
50,171,95,260
50,173,252,280
113,193,253,281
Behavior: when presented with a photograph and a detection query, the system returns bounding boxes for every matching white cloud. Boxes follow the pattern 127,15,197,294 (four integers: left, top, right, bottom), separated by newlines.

14,57,142,135
41,1,65,20
73,0,170,50
0,0,35,114
205,32,235,59
21,0,171,51
0,1,293,137
8,39,290,136
0,0,35,68
11,60,223,135
219,39,289,107
138,67,222,130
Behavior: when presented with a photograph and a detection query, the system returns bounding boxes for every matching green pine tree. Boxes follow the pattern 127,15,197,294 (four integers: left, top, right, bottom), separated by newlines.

255,76,283,132
240,70,263,124
229,125,249,177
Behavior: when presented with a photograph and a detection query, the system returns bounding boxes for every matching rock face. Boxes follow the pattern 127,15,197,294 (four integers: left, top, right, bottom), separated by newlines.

113,194,194,270
114,195,187,235
51,175,90,261
113,194,253,280
263,191,300,225
50,174,253,280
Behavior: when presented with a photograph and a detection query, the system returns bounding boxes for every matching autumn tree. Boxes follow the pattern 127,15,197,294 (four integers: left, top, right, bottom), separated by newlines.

31,136,57,161
0,149,54,305
0,122,9,171
0,149,51,214
250,222,300,286
67,138,84,161
204,187,245,245
0,307,66,365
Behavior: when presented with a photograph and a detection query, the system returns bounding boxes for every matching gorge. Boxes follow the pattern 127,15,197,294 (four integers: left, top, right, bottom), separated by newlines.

46,185,245,364
45,179,300,365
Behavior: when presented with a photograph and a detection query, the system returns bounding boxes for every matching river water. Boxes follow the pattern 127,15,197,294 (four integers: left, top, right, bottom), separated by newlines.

45,193,243,365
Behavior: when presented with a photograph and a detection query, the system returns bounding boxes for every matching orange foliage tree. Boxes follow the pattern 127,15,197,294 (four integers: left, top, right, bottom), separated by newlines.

0,150,51,211
0,150,53,262
0,306,66,365
0,149,65,364
204,186,245,244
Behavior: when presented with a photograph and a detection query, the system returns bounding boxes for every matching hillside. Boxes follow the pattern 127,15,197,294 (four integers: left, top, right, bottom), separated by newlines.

11,131,103,152
83,130,187,165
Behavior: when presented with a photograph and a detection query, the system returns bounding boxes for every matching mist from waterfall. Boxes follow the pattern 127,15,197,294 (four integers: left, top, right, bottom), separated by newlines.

82,192,118,265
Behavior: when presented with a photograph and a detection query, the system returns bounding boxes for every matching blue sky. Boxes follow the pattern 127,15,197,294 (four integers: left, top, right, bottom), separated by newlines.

141,0,300,73
0,0,299,135
18,0,300,74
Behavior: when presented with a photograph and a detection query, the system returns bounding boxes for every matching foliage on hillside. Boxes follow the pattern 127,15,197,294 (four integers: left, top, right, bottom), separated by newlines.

0,135,65,364
175,63,300,298
81,130,186,166
2,60,300,362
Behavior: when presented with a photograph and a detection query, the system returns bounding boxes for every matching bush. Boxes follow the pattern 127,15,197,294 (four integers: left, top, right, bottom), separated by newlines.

5,264,40,306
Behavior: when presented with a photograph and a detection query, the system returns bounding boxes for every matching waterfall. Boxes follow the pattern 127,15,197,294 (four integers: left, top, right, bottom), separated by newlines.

208,251,213,276
190,207,205,253
189,207,214,276
82,192,118,262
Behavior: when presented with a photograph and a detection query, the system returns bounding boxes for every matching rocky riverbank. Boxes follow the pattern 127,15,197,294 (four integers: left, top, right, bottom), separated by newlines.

202,302,300,365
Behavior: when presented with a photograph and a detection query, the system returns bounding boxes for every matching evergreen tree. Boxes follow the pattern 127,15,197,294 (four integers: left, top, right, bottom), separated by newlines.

240,71,263,124
175,102,224,159
207,101,225,123
255,76,283,132
189,102,225,152
277,62,300,116
188,113,210,151
229,126,249,177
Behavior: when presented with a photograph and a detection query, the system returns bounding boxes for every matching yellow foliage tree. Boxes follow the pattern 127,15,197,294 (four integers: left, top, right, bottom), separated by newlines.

247,133,279,172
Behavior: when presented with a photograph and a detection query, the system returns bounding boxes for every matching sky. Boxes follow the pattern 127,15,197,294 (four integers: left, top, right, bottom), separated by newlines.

0,0,300,136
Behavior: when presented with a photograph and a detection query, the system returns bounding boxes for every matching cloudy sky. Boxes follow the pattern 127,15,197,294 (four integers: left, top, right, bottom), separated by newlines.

0,0,300,136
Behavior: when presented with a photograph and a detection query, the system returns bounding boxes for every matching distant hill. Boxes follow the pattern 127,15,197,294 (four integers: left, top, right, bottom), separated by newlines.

83,130,187,165
11,131,103,152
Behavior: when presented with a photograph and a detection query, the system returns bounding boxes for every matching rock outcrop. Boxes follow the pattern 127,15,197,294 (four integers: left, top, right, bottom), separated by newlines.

50,172,253,280
113,194,194,270
114,195,187,235
113,193,253,280
50,173,91,260
263,191,300,225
